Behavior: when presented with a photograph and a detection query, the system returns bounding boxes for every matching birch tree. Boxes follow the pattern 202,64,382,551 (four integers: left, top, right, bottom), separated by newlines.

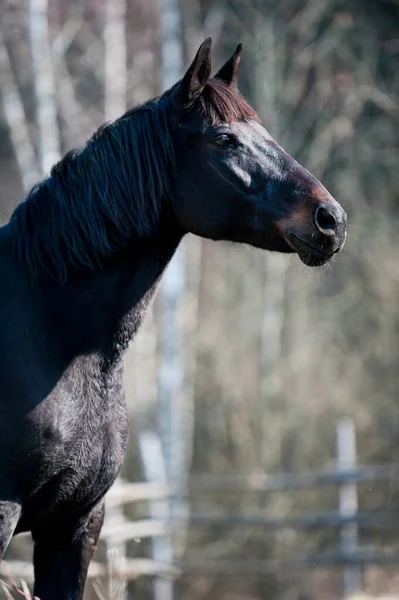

156,1,185,597
104,0,127,122
29,0,61,174
102,3,128,598
0,38,40,192
157,0,184,494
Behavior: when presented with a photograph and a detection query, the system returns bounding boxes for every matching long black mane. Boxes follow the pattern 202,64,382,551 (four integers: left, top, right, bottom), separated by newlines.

10,99,174,283
10,79,258,283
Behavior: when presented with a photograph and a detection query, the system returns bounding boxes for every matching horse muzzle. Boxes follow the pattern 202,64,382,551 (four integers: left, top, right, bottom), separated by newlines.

286,200,347,267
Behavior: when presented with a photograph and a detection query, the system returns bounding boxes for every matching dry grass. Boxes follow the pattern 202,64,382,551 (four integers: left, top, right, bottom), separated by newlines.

347,595,399,600
0,561,38,599
0,559,127,600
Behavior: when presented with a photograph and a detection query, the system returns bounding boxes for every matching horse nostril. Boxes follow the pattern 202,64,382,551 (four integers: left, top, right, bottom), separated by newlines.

314,206,336,233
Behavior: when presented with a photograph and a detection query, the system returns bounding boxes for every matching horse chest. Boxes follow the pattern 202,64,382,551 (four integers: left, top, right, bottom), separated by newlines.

17,361,129,529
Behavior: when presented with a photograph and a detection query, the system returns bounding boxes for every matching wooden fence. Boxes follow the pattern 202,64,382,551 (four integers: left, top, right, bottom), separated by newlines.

3,419,399,599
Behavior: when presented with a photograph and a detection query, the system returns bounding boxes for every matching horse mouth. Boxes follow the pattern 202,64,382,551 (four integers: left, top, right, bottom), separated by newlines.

289,233,336,267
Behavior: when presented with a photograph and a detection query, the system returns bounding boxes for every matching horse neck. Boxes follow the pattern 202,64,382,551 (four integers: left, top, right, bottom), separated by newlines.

38,230,183,372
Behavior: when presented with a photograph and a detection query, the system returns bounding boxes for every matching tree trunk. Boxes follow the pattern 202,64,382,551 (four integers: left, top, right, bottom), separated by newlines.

29,0,61,174
157,0,185,594
0,38,39,192
104,0,126,121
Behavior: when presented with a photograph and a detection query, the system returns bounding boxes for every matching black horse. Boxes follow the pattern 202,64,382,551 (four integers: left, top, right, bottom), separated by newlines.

0,39,346,599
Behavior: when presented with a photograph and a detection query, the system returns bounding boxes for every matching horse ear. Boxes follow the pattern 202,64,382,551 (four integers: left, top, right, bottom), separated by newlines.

214,43,242,88
180,37,212,103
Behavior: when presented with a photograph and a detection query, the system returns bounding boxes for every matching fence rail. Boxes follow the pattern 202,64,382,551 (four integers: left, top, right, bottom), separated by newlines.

4,420,399,598
184,510,399,529
6,471,399,575
3,559,180,583
176,551,399,575
6,549,399,583
105,481,170,508
189,464,399,492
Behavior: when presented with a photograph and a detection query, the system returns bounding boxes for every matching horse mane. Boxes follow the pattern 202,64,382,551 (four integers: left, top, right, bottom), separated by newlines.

10,79,259,283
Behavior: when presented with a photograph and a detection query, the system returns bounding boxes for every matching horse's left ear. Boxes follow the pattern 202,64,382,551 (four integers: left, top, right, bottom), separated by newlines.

180,37,212,103
214,43,242,88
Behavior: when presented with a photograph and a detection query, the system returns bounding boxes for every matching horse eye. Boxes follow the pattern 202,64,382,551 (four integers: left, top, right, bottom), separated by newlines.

214,134,236,148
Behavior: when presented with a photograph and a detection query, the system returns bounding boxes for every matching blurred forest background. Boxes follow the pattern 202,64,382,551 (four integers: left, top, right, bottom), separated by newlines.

1,0,399,599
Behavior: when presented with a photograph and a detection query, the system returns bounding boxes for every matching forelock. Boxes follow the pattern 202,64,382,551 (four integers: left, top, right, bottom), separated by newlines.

199,78,260,125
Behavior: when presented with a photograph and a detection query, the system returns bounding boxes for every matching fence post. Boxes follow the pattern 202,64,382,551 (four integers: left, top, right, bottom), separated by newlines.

104,477,128,600
336,417,361,596
140,431,174,600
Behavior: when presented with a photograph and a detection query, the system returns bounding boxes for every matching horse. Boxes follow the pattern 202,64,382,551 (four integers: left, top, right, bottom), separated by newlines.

0,38,347,599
